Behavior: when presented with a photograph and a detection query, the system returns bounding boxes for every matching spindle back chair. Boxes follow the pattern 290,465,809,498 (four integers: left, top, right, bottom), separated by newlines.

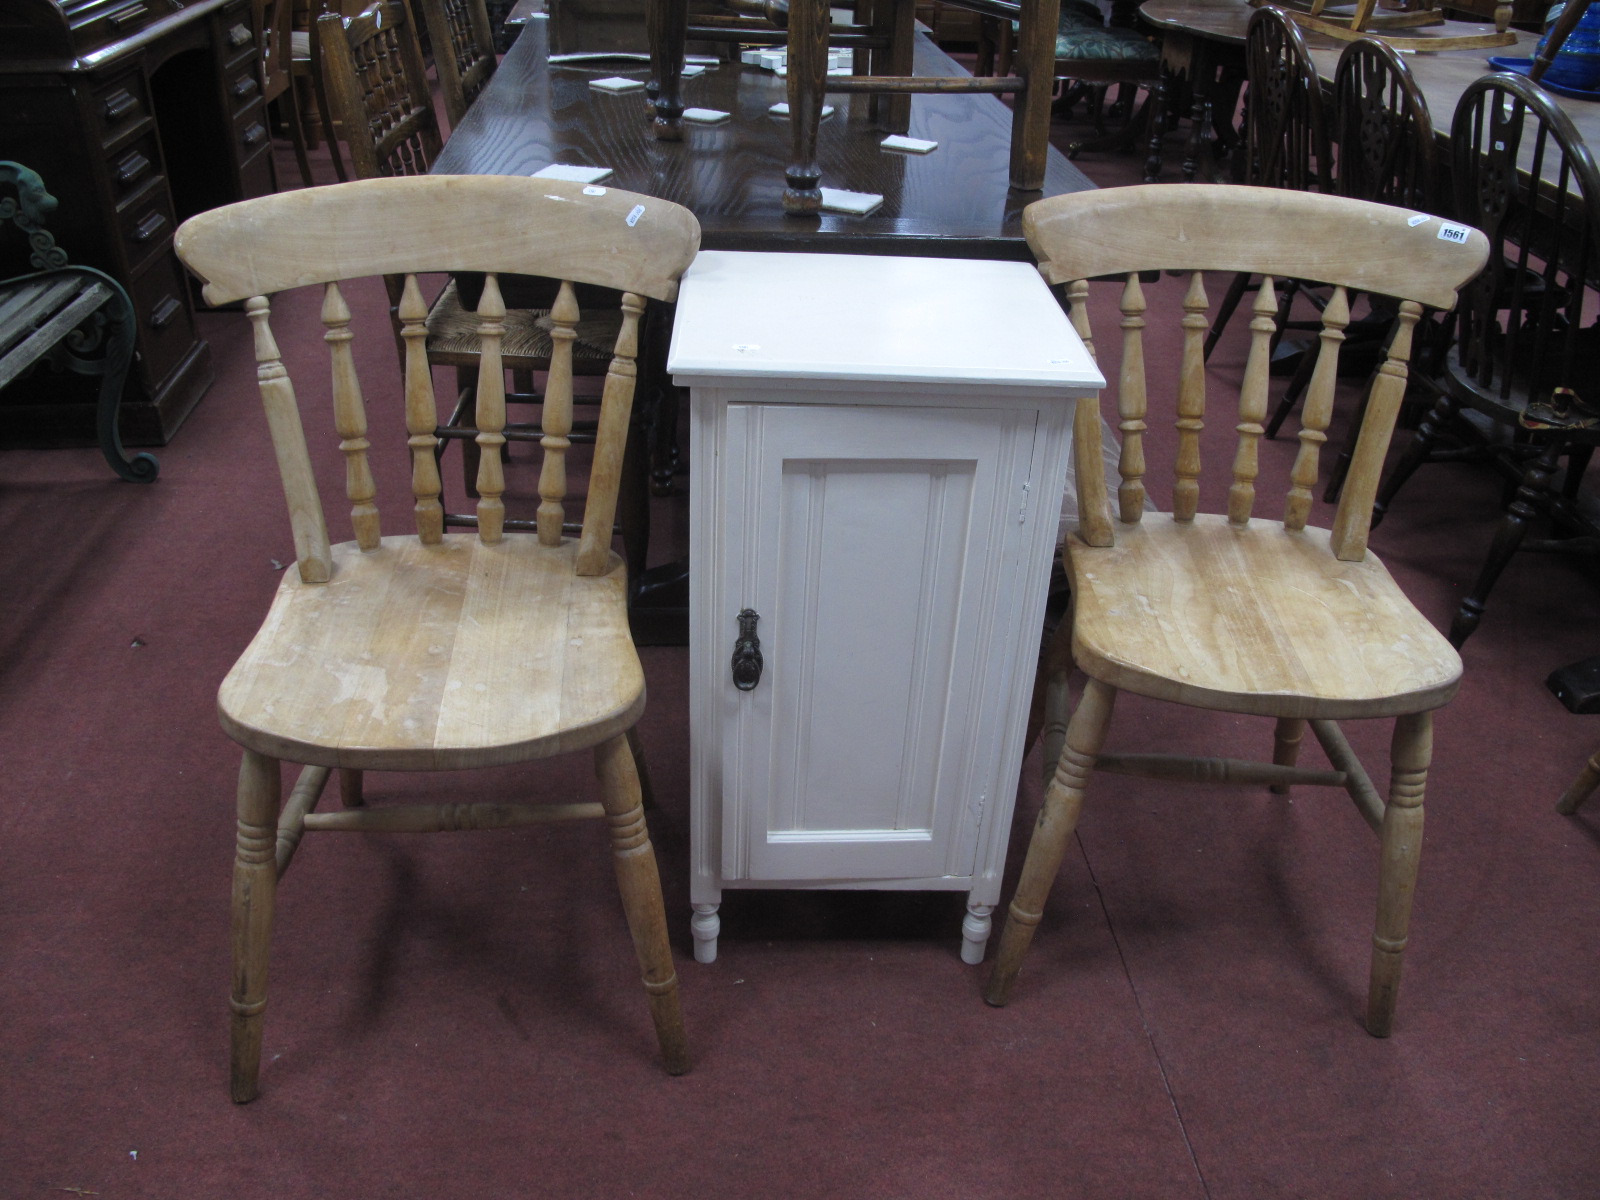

1375,72,1600,647
415,0,498,130
989,185,1488,1037
173,174,702,1102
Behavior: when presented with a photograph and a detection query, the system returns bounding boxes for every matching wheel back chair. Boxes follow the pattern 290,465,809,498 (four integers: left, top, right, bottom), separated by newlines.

318,2,654,587
1204,5,1333,364
1372,71,1600,648
1265,34,1440,498
173,174,701,1101
987,185,1488,1036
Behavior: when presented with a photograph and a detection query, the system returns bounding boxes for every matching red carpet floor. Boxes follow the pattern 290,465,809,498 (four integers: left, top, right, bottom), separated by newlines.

2,83,1598,1199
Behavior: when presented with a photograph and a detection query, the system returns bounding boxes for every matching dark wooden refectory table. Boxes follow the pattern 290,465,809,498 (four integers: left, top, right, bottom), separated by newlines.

432,16,1096,642
432,16,1096,259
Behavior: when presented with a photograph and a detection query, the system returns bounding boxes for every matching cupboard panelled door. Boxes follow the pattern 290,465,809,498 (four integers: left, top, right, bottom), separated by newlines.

717,400,1042,883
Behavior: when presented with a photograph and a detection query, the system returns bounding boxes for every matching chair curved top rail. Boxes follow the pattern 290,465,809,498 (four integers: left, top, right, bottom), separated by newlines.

173,176,702,305
1023,184,1487,309
1334,35,1436,211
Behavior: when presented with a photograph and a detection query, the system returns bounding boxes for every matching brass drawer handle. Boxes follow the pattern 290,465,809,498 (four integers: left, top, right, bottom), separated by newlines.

149,295,182,330
115,150,151,186
232,75,259,101
102,89,138,122
241,122,267,148
132,211,167,243
227,22,252,48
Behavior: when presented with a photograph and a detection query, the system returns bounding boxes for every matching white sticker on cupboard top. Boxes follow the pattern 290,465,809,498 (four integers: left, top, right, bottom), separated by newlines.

1437,222,1472,245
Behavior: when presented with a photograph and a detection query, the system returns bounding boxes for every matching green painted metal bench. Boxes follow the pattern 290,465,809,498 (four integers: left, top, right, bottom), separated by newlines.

1,162,159,482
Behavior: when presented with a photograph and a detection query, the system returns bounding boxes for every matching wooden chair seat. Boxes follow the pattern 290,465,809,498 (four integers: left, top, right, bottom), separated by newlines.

1068,514,1460,719
424,279,623,369
219,535,643,770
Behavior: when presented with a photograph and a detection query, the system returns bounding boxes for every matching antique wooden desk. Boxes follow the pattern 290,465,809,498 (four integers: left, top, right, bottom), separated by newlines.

430,16,1096,257
669,250,1101,964
0,0,278,446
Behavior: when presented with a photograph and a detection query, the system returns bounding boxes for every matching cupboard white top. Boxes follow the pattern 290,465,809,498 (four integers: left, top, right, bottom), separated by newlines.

667,250,1104,391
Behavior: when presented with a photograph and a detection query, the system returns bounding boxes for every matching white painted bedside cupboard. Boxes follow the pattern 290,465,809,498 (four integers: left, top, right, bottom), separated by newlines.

667,250,1103,965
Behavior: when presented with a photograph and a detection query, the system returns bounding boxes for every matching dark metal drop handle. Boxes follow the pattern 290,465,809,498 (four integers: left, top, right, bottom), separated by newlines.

731,609,763,692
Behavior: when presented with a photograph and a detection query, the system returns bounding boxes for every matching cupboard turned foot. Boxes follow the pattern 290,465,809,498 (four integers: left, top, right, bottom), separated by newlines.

960,902,994,964
691,903,721,964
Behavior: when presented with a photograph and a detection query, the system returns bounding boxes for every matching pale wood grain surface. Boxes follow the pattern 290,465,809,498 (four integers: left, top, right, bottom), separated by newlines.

1066,515,1462,718
174,175,701,304
218,535,645,769
1024,184,1487,310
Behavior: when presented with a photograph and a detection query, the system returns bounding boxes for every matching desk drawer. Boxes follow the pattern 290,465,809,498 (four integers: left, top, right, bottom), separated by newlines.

128,254,198,392
115,183,175,273
106,134,166,206
92,70,153,149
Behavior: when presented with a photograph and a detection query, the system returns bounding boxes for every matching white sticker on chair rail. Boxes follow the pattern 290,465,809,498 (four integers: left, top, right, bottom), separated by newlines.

683,107,730,124
589,76,646,93
533,164,614,183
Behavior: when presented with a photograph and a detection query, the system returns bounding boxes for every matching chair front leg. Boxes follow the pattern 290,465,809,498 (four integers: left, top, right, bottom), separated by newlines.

230,748,282,1102
1366,711,1430,1037
595,734,688,1074
986,677,1116,1006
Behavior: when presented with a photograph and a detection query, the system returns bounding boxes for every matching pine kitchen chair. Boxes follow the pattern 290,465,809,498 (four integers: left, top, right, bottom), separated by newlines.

987,185,1487,1036
173,174,701,1101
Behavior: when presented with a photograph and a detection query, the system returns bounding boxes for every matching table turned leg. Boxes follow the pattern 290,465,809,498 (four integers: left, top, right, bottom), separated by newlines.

647,0,689,140
783,0,829,215
1009,0,1062,193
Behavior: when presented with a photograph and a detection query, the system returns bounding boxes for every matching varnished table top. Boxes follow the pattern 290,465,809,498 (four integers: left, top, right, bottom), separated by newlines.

431,18,1097,259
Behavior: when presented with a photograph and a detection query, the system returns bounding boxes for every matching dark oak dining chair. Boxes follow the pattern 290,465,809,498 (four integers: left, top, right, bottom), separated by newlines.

255,0,315,186
1266,35,1441,494
173,174,701,1101
1372,72,1600,647
990,184,1488,1037
415,0,499,130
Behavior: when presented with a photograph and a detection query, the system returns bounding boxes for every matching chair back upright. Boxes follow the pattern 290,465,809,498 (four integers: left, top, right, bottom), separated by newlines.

1023,185,1487,562
318,0,442,178
417,0,499,129
1333,37,1436,210
1449,72,1600,423
1243,5,1331,192
256,0,295,104
172,176,701,582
